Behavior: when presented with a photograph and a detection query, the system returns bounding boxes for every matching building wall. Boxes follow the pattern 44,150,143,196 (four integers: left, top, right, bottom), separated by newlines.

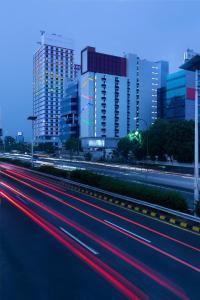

157,69,195,122
185,70,195,120
81,47,126,77
125,54,137,131
80,72,130,147
126,55,168,130
60,80,79,143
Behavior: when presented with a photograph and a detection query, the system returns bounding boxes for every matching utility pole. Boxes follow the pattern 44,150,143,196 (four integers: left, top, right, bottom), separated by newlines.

27,116,37,167
134,117,149,159
180,54,200,213
194,69,199,207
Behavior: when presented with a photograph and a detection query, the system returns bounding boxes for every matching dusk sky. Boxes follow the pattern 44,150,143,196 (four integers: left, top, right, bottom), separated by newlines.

0,0,200,140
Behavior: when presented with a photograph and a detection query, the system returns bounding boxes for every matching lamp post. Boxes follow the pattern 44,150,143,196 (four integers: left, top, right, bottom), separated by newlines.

27,116,37,167
134,117,149,159
180,55,200,212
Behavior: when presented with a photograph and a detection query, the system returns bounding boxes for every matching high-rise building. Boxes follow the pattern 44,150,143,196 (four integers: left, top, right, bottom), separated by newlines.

16,131,24,144
33,32,75,145
183,49,197,63
79,47,168,149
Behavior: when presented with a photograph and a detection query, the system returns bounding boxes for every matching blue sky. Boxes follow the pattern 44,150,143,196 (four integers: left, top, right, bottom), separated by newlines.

0,0,200,139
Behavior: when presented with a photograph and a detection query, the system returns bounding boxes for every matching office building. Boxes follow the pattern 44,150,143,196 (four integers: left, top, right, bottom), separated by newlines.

33,32,75,145
158,70,195,121
157,50,198,122
60,80,79,144
16,131,24,144
80,47,168,149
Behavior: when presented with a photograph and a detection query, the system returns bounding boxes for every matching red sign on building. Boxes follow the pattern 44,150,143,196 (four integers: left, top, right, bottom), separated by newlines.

186,87,195,100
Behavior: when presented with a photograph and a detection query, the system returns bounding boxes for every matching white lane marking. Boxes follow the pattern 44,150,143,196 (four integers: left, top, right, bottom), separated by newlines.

60,227,99,255
104,220,151,243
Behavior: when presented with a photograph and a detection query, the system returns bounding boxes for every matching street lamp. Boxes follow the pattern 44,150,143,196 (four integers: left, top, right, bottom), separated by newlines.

134,117,149,159
180,54,200,212
27,116,37,167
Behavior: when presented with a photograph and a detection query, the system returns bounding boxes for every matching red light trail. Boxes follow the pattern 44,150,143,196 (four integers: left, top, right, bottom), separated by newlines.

0,181,188,300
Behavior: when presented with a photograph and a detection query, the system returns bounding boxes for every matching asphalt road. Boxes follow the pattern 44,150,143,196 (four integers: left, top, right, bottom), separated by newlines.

0,163,200,300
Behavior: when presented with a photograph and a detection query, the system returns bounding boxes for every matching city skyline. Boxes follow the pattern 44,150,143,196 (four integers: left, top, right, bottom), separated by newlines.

0,0,200,139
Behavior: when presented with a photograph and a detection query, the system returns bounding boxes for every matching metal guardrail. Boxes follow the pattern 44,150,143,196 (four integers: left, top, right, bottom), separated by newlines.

30,169,200,224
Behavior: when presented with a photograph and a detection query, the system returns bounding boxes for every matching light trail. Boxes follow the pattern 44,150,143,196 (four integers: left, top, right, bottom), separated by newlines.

1,170,200,273
0,190,146,300
0,180,189,299
4,167,200,253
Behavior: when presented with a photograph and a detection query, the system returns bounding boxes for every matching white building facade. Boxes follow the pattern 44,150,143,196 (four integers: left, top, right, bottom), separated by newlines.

125,54,169,130
80,47,169,149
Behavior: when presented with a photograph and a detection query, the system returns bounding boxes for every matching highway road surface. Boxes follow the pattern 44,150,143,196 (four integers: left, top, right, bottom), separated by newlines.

0,162,199,299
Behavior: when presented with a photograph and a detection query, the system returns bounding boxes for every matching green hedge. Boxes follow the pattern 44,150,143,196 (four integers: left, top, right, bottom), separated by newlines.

195,201,200,217
70,170,188,212
0,157,31,168
38,166,189,212
38,165,70,178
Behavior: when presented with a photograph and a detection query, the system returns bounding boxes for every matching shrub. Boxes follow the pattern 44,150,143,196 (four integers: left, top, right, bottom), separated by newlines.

70,170,188,212
0,157,31,168
84,152,92,161
195,201,200,217
38,165,70,178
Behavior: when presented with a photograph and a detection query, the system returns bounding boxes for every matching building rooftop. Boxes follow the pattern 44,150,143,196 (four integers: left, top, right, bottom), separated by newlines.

180,54,200,71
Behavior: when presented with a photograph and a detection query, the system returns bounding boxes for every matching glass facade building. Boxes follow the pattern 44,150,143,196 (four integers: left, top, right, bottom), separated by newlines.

60,80,79,144
157,70,195,121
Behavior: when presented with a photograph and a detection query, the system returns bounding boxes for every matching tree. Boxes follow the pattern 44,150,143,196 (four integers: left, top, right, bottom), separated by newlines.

143,119,195,163
117,136,140,160
34,143,56,154
4,136,15,146
195,201,200,217
166,120,194,163
145,119,169,159
65,138,81,158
